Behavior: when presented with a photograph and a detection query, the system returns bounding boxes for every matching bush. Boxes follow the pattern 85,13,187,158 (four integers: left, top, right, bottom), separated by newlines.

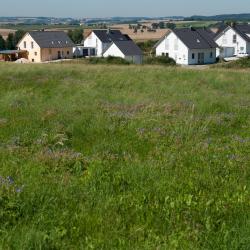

136,40,156,55
87,56,130,65
144,56,176,66
220,57,250,68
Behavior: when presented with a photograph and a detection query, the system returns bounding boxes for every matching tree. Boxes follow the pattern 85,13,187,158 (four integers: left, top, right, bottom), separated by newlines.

68,28,84,44
165,23,176,29
6,33,15,50
14,30,26,47
0,35,5,50
159,22,165,29
151,23,159,29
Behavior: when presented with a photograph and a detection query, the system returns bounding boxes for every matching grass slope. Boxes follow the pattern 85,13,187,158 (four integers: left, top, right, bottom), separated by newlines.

0,63,250,249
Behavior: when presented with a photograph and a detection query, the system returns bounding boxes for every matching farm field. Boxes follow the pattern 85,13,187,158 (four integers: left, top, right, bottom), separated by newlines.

1,63,250,249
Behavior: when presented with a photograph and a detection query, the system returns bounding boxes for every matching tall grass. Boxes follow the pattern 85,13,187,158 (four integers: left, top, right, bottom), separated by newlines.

0,63,250,249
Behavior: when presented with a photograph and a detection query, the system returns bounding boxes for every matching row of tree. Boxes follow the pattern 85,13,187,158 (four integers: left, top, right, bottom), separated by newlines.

0,30,26,50
0,29,84,51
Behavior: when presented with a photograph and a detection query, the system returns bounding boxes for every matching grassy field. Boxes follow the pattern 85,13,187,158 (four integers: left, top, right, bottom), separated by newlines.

0,63,250,249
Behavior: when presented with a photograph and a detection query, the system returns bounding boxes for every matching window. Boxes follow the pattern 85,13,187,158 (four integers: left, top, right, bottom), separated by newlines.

34,52,37,56
24,41,26,48
233,34,237,43
32,59,34,62
67,51,70,55
192,53,195,59
210,52,213,58
31,41,34,49
183,54,186,60
240,47,244,51
49,49,52,55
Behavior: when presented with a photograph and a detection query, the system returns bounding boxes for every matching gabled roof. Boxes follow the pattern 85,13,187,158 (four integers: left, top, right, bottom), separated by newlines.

92,29,131,43
154,28,218,50
27,31,75,48
173,28,218,49
153,30,171,48
109,40,143,56
214,24,250,42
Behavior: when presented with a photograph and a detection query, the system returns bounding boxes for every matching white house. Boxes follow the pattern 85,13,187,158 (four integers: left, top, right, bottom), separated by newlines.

83,29,131,57
103,40,143,64
214,24,250,58
154,28,218,65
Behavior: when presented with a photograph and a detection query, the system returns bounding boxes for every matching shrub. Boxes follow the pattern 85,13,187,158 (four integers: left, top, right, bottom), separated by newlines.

219,57,250,68
144,56,176,66
87,56,130,65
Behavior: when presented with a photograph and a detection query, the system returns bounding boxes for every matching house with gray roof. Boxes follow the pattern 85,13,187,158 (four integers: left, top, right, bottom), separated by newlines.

83,29,131,57
214,24,250,58
103,40,143,64
155,27,218,65
17,31,75,62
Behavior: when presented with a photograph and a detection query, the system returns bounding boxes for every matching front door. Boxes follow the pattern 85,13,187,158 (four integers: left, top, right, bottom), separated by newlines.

58,51,61,59
198,53,204,64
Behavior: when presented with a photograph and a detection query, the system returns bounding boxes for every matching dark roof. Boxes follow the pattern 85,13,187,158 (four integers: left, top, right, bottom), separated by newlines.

92,29,131,43
154,28,217,50
111,40,143,56
214,24,250,42
173,28,218,49
28,31,75,48
234,24,250,42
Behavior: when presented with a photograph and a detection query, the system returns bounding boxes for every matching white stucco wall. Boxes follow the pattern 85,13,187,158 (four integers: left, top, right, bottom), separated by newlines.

18,33,41,62
156,32,216,65
188,48,216,65
215,27,248,57
84,32,110,56
103,43,143,64
156,32,189,65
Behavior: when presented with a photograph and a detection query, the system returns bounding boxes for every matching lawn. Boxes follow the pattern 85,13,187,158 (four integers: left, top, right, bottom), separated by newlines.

0,63,250,249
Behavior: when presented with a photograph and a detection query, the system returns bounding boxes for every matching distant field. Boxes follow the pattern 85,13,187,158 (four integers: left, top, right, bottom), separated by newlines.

0,24,81,39
111,24,168,41
1,63,250,249
0,29,16,39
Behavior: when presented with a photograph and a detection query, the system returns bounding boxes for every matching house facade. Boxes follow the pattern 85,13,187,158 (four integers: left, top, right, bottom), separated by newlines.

83,29,131,57
155,28,217,65
103,40,143,64
214,24,250,58
17,31,75,62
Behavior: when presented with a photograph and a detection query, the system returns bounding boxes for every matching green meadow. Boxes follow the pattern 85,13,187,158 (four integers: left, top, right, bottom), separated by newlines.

0,63,250,249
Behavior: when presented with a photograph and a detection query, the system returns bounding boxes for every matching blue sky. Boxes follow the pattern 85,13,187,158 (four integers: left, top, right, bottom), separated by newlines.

0,0,249,18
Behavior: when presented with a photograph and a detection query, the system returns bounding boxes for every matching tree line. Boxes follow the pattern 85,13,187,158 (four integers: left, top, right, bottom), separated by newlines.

0,30,26,50
0,28,84,51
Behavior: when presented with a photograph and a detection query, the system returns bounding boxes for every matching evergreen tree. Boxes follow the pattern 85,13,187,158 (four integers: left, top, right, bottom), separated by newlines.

6,33,15,50
0,35,6,50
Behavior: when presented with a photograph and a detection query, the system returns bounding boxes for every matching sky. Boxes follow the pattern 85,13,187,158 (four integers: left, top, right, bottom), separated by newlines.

0,0,249,18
